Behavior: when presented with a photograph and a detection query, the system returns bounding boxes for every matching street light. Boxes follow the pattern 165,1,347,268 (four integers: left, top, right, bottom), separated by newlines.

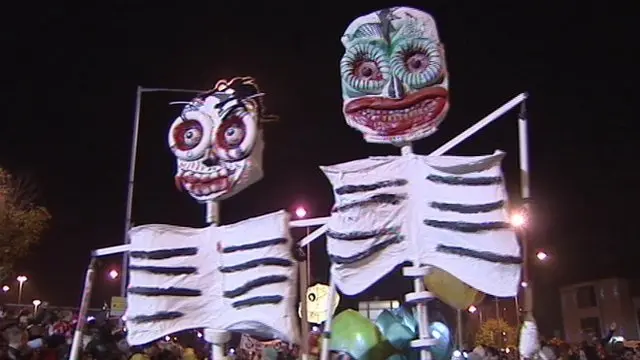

108,269,119,280
295,206,307,219
510,212,526,228
468,305,477,313
536,251,548,261
32,299,41,313
121,86,205,299
16,276,27,304
2,285,9,292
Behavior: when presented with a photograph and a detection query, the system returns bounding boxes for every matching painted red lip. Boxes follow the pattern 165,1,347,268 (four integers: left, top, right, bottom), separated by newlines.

344,87,449,136
175,175,229,194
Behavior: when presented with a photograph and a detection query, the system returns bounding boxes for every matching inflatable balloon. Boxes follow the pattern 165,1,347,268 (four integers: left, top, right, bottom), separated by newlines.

375,307,453,360
330,308,453,360
424,268,485,310
330,309,394,360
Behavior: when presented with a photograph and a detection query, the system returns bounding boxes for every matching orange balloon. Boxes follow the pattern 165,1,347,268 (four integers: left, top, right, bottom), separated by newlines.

424,267,485,310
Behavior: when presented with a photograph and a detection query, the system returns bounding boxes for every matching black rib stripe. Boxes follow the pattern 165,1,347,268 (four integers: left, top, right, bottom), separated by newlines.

327,227,400,241
129,311,184,324
335,179,408,195
424,220,510,233
430,200,505,214
231,295,283,309
329,235,403,265
427,175,502,186
222,238,287,254
436,244,522,264
333,193,407,212
128,287,202,297
219,258,293,273
129,247,198,260
223,275,289,298
129,265,197,275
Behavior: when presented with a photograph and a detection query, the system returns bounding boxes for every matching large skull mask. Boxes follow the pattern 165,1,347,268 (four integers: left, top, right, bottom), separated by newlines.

168,77,266,202
340,7,449,144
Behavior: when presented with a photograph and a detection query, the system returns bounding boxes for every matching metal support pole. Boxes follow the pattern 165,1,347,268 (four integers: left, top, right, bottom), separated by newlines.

120,86,142,299
121,86,204,298
517,95,532,319
320,280,337,360
69,258,98,360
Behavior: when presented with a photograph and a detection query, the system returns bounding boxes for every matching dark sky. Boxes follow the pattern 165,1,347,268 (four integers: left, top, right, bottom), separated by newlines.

1,1,637,334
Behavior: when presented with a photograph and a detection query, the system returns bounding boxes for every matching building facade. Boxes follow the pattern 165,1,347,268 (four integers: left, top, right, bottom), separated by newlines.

560,278,640,342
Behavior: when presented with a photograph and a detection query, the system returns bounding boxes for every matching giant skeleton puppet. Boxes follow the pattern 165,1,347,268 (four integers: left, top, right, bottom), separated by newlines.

123,78,300,347
323,7,522,358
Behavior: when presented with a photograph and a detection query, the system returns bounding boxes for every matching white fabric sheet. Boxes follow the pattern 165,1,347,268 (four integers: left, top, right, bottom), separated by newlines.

125,210,299,346
320,151,521,297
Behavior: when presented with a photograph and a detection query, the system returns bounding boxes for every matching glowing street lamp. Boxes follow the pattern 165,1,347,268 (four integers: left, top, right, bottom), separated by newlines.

468,305,477,313
295,206,307,219
510,212,526,228
536,251,548,261
16,276,27,304
32,299,41,313
108,269,119,280
2,285,9,292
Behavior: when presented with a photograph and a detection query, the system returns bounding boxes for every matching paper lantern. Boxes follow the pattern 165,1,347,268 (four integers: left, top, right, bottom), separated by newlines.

298,283,340,324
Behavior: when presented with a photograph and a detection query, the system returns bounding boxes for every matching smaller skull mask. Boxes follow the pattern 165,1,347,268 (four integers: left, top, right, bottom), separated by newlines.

340,7,450,144
169,77,269,202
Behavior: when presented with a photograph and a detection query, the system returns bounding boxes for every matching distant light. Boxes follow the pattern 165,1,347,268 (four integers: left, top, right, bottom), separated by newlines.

536,251,548,261
197,332,203,338
521,281,528,288
463,352,468,358
229,349,235,354
468,305,477,313
505,348,511,354
87,316,95,322
312,326,319,332
16,276,27,283
510,213,526,228
108,269,119,280
295,207,307,219
453,350,462,358
165,336,171,341
32,300,41,306
121,315,127,322
2,285,9,292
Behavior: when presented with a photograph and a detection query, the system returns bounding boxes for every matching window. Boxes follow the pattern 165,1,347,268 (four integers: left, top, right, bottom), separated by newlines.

576,286,597,308
580,317,601,337
357,300,400,321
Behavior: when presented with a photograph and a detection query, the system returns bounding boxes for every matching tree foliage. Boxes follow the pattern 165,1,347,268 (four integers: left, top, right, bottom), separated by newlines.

475,319,517,349
0,168,50,280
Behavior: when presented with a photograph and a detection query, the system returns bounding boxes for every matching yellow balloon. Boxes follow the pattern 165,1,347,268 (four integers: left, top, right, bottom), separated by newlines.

424,267,485,310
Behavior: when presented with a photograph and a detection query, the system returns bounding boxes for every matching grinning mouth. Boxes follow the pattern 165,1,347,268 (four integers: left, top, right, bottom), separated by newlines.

175,171,231,197
344,87,448,137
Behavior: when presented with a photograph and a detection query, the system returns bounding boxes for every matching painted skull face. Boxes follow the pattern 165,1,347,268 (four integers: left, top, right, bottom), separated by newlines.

168,77,266,202
340,7,449,144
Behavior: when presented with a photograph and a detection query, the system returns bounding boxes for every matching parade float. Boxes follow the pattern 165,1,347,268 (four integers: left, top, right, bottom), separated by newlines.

71,6,533,360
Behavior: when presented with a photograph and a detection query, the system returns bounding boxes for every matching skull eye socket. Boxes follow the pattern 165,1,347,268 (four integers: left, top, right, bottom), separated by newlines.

173,120,203,151
168,113,212,161
215,116,247,150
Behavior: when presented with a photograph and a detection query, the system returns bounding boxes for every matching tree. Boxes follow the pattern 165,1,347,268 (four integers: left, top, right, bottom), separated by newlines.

475,319,517,349
0,168,51,280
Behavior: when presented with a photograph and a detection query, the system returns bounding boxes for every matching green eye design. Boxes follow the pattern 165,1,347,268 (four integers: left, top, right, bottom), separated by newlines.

391,38,443,88
340,43,390,93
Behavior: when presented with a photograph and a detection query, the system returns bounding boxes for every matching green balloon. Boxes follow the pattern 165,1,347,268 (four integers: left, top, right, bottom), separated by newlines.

375,310,415,350
330,309,394,360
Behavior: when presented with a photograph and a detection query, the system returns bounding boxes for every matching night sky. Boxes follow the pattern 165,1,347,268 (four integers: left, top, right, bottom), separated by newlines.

2,2,637,335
